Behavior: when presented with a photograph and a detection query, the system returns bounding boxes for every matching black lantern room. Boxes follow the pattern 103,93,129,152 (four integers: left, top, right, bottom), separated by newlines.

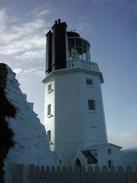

46,19,90,74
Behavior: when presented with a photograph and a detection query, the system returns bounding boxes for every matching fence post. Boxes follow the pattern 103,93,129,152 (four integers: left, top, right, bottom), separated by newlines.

135,166,137,183
56,166,62,183
61,166,67,183
80,167,87,183
117,166,126,183
68,166,74,183
50,166,56,183
102,166,109,183
95,166,101,183
74,166,80,183
87,166,95,183
127,166,136,183
11,164,24,183
109,166,117,183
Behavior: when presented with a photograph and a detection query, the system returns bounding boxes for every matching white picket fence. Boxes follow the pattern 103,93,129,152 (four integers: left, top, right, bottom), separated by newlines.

11,164,137,183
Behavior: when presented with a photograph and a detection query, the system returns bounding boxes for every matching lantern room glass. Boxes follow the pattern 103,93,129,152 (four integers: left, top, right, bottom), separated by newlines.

68,37,90,61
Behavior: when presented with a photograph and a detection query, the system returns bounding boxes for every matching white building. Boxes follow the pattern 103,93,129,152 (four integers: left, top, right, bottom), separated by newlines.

43,19,122,167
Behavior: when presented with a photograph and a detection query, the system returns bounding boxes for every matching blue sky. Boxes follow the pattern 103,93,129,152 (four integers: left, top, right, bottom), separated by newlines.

0,0,137,149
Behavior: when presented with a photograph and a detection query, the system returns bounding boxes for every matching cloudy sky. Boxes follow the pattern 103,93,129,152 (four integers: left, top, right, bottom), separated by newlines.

0,0,137,149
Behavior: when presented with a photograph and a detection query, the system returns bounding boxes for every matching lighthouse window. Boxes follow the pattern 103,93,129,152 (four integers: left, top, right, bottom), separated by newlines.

108,160,113,168
86,79,93,85
47,104,51,116
108,148,112,154
48,83,52,93
68,37,90,61
88,100,96,111
47,130,51,141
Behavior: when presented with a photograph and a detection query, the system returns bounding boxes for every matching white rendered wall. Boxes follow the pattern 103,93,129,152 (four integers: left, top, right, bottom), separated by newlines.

54,70,84,165
98,145,122,167
44,67,108,165
44,76,55,152
79,71,107,147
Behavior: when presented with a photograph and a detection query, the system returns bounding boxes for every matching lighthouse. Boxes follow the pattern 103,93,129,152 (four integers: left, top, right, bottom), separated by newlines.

43,19,122,167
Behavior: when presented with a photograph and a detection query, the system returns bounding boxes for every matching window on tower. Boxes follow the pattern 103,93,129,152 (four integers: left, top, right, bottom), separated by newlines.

48,83,53,93
88,99,96,111
86,78,93,86
47,104,51,116
108,148,112,154
47,130,51,141
108,160,113,168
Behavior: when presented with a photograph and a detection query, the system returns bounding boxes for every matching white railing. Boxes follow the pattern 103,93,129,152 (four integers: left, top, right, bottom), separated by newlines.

66,60,99,72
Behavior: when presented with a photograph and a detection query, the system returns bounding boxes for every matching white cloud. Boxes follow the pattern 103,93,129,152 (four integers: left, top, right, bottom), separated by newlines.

0,8,7,31
23,68,37,73
13,67,44,78
15,50,43,60
0,8,49,62
32,8,51,17
13,68,23,74
108,132,137,149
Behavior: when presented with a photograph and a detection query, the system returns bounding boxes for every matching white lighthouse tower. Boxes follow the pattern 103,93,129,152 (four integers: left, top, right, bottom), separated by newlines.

43,19,122,167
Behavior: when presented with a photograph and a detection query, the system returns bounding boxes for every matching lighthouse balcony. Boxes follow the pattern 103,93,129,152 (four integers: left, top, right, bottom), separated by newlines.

66,60,99,73
44,60,103,83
